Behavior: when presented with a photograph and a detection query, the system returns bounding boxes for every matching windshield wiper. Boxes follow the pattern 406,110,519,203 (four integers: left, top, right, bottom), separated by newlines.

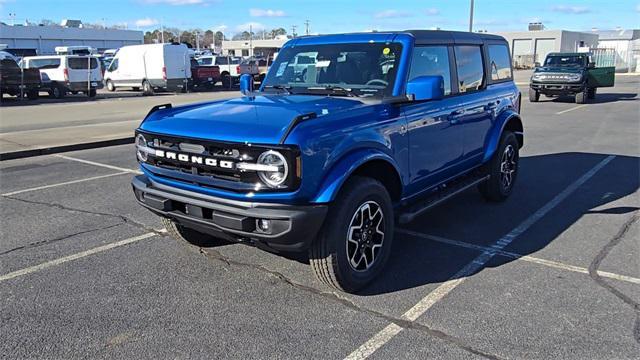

263,84,293,94
306,85,358,97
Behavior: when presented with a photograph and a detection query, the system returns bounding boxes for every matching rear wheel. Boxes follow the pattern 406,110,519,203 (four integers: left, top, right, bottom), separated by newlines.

106,80,115,92
49,84,65,99
309,176,394,293
162,218,228,247
27,89,39,100
528,88,539,102
142,80,154,95
479,131,519,202
221,73,231,88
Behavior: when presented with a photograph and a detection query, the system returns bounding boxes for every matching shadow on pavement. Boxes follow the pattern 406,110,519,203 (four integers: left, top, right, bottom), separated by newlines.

539,92,637,104
188,153,639,295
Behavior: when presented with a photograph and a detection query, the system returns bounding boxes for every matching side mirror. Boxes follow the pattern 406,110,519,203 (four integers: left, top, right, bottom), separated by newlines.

239,73,254,95
588,62,596,69
406,75,444,101
534,62,541,68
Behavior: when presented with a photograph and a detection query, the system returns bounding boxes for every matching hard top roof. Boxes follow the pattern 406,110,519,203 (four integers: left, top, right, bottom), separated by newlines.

292,30,507,46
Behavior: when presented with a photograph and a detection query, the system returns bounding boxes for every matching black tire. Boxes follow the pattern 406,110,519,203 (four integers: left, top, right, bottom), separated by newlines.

161,217,228,247
88,89,96,98
221,73,231,88
528,88,539,102
575,90,587,104
27,89,38,100
106,80,115,92
142,80,154,95
309,176,394,293
479,131,519,202
49,84,65,99
587,87,596,99
132,87,140,91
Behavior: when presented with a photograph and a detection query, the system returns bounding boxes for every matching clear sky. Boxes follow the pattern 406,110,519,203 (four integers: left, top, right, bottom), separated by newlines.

1,0,638,35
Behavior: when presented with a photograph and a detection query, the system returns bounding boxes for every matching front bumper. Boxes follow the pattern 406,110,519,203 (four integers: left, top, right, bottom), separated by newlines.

132,175,327,252
530,82,584,95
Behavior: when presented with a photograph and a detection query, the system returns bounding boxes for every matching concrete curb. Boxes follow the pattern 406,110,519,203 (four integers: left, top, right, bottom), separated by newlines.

0,137,134,161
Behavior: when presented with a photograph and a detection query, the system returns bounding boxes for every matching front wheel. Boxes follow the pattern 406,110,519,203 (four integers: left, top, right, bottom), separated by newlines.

309,176,394,293
479,131,520,202
528,88,539,102
575,90,587,104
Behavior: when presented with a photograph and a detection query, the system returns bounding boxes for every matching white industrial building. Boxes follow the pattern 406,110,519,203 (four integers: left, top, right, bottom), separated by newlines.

0,24,143,55
495,29,599,69
221,37,288,58
594,29,640,73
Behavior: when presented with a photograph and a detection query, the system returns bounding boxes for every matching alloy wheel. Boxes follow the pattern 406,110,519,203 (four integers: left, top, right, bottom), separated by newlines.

346,201,385,272
500,144,517,190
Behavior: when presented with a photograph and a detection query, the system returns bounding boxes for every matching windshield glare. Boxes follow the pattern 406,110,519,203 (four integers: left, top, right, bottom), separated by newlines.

544,56,585,67
262,43,402,97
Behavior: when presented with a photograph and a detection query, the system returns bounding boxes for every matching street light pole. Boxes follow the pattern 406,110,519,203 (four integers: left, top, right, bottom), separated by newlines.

469,0,474,32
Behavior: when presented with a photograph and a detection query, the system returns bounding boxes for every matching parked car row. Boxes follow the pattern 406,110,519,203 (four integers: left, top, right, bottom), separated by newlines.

1,43,266,102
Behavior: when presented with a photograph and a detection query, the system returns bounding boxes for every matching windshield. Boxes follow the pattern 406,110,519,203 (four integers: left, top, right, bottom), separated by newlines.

544,55,585,67
262,42,402,98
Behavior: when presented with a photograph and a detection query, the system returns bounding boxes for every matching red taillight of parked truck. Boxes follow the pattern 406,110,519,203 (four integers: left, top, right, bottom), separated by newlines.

63,68,69,82
162,66,167,81
236,65,241,74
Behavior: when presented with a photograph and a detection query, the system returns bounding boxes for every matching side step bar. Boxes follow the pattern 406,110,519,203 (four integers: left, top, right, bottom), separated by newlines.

399,174,490,224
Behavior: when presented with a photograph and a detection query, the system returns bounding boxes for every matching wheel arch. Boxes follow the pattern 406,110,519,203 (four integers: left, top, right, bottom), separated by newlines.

311,149,403,204
483,111,523,163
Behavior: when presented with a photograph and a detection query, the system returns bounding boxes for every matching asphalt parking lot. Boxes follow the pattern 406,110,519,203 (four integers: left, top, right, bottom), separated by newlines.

1,76,638,359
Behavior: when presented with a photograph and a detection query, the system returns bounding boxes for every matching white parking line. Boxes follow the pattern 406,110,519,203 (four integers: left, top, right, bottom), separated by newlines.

556,104,588,115
0,232,158,283
56,155,141,174
1,172,130,196
398,229,640,285
344,155,615,360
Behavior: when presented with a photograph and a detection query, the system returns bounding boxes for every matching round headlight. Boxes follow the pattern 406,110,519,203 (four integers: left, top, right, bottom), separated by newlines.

136,134,148,162
257,150,288,188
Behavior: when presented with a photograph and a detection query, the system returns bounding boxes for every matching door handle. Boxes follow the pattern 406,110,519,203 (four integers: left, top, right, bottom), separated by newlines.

448,109,465,124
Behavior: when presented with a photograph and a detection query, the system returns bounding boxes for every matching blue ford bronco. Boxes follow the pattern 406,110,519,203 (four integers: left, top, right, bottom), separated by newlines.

132,30,523,292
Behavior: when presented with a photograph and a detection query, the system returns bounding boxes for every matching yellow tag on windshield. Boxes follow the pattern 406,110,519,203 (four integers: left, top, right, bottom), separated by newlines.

382,47,391,55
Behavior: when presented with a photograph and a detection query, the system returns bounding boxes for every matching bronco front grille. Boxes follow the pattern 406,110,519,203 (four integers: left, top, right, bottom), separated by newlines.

135,130,300,192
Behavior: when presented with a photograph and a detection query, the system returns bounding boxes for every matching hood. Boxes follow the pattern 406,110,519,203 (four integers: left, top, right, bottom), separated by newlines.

139,94,367,144
534,66,584,74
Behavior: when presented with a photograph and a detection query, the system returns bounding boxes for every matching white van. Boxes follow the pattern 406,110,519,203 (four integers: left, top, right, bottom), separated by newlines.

21,55,103,98
104,43,191,95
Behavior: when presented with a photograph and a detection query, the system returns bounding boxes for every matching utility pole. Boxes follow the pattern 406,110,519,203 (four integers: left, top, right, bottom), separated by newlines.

161,21,165,43
468,0,474,32
291,25,297,38
304,20,310,36
249,24,253,57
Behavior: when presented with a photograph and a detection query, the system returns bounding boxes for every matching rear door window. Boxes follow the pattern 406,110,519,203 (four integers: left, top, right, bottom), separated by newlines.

68,57,99,70
488,44,512,81
408,46,452,96
28,58,61,69
454,46,484,93
215,57,229,65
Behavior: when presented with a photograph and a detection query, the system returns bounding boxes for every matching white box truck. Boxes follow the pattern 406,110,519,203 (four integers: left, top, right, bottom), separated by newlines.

104,43,191,95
